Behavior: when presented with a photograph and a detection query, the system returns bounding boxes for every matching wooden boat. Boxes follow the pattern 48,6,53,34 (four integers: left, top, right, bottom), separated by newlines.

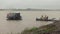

36,18,56,21
7,13,22,20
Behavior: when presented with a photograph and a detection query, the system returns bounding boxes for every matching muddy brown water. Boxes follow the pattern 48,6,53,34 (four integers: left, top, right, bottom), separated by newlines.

0,11,60,34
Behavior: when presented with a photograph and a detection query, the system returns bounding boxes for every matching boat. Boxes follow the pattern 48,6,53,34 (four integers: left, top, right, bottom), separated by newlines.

36,15,56,21
36,18,55,21
7,13,22,20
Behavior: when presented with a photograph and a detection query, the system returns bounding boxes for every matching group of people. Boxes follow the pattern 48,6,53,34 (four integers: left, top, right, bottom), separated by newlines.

40,15,48,20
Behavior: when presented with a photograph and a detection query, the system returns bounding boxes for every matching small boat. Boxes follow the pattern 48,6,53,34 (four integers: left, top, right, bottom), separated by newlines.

36,18,55,21
36,17,60,22
7,13,22,20
36,15,56,21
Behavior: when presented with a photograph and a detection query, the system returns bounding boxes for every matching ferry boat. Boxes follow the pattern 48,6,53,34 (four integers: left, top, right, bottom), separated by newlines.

7,13,22,20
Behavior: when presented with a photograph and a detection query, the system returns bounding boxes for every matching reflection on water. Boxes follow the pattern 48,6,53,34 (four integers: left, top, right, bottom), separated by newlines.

0,11,60,34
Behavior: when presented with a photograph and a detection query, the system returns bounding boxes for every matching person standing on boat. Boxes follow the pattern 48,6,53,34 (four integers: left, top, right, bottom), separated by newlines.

46,15,48,20
44,15,48,20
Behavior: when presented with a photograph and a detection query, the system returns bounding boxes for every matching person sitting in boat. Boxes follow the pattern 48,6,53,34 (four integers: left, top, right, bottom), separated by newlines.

44,15,48,20
40,15,48,20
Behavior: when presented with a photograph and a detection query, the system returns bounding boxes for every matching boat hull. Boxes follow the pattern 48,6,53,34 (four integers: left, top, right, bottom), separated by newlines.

36,18,54,21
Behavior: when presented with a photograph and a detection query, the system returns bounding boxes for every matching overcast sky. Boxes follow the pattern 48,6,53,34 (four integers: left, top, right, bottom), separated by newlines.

0,0,60,9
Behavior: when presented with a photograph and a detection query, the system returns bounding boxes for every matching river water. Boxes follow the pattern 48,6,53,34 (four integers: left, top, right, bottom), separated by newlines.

0,11,60,34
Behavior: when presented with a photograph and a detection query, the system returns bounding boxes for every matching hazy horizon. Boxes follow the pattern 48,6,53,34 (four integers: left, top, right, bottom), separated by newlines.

0,0,60,9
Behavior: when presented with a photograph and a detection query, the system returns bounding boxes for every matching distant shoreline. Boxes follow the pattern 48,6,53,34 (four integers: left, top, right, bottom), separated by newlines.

0,9,60,11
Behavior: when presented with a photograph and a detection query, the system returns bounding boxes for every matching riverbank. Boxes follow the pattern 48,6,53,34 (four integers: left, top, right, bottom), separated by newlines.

21,22,60,34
